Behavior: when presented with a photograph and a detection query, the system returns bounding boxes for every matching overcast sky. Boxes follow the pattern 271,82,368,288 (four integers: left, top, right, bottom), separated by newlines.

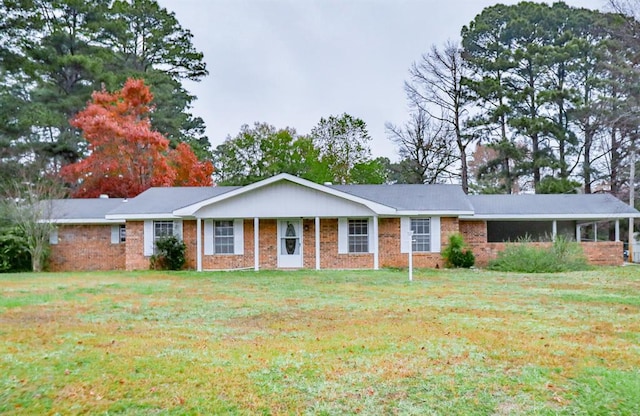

158,0,605,160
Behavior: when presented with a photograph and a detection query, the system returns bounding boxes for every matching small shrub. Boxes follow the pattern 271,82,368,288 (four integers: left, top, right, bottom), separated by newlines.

151,235,186,270
442,233,475,268
488,235,589,273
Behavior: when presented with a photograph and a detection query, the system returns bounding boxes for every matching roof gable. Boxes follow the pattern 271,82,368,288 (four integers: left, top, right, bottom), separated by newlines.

173,173,397,216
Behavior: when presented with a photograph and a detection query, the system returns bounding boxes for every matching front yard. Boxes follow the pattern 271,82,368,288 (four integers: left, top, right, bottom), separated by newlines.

1,268,639,415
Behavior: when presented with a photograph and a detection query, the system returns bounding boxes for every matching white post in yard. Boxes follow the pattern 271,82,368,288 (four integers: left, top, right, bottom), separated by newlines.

254,217,260,271
630,143,636,263
315,216,320,270
408,230,414,282
196,218,202,272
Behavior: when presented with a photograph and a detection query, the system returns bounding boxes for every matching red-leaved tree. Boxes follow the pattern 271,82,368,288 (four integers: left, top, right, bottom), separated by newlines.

61,78,214,197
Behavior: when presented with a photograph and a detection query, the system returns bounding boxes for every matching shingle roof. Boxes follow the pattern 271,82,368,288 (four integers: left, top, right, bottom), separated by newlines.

107,186,239,216
467,193,638,218
49,198,127,222
46,176,640,222
332,184,474,212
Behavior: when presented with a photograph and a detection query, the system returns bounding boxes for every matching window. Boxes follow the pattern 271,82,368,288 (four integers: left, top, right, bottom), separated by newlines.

119,224,126,243
411,218,430,252
49,229,59,245
348,219,368,253
154,220,174,250
214,220,234,254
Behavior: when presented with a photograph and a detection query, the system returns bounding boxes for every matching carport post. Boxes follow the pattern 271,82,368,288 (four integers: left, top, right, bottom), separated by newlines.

552,220,557,241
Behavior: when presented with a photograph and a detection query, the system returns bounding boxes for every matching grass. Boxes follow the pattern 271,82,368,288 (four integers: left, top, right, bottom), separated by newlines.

1,267,639,415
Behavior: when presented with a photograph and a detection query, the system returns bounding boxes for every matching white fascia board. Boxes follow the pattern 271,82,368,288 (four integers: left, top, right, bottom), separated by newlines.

41,219,124,224
394,210,475,216
105,213,182,220
173,173,397,216
459,213,640,220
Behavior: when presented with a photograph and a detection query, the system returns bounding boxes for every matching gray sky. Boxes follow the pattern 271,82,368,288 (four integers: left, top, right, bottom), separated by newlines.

159,0,605,160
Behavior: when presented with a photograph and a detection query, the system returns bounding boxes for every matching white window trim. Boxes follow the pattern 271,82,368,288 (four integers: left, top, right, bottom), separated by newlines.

143,219,183,256
401,217,441,253
49,228,59,245
111,225,120,244
338,218,371,254
203,219,244,255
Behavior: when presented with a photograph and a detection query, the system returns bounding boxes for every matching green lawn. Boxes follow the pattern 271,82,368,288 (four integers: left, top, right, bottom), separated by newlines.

1,268,639,415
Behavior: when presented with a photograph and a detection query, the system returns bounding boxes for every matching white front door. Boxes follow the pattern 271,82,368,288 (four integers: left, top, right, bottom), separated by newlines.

278,219,303,268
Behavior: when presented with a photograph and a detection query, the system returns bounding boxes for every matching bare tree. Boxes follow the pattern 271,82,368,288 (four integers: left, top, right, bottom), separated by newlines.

404,41,474,192
385,108,457,184
2,177,65,272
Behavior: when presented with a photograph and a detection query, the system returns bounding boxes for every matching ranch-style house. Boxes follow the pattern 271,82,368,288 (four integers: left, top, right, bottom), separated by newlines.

46,173,640,272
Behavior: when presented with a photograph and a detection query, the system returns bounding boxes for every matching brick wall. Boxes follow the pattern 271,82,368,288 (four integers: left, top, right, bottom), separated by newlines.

378,217,457,269
59,217,624,272
318,218,374,269
579,241,623,266
202,219,256,270
303,219,317,268
49,224,125,272
125,221,147,271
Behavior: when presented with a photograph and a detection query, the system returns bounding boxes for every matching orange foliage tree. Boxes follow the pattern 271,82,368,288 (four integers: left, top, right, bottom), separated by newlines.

61,78,213,197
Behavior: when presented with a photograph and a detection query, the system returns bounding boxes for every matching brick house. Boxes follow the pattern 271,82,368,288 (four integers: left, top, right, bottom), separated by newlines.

47,173,640,272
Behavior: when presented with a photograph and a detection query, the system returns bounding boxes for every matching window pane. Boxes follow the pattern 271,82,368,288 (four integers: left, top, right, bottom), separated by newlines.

214,220,234,254
411,218,430,252
119,225,126,242
348,219,368,253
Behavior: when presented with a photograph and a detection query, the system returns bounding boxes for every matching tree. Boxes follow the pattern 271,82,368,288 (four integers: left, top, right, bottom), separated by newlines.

61,78,213,197
310,113,373,184
0,0,210,185
1,177,65,272
385,108,457,184
213,122,330,186
462,2,623,194
405,41,474,192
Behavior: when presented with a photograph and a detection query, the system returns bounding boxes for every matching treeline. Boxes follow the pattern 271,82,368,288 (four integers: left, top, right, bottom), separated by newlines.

0,0,209,189
396,1,640,197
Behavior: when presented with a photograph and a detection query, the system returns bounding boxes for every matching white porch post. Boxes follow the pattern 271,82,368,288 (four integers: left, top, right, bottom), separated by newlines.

594,222,598,241
196,218,202,272
552,220,557,242
615,220,620,242
576,225,581,242
315,216,320,270
373,215,379,270
254,217,260,271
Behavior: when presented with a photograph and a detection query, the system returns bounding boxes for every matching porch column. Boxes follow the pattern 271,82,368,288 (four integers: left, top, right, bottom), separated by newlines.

594,222,598,241
315,216,321,270
552,220,557,242
254,217,260,271
615,220,620,242
373,215,379,270
196,218,202,272
576,225,581,242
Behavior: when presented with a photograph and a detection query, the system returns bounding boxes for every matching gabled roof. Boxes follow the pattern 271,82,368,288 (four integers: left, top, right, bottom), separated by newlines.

47,174,640,222
465,194,640,220
332,184,474,214
171,173,399,217
106,186,238,219
48,198,127,223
